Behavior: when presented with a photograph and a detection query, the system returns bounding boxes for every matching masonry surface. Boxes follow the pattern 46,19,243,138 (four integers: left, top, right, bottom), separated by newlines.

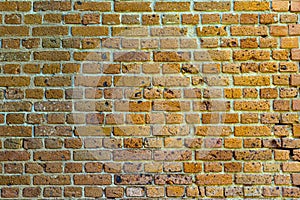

0,0,300,199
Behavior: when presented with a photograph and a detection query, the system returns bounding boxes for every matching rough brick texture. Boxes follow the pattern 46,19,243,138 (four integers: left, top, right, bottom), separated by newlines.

0,0,300,199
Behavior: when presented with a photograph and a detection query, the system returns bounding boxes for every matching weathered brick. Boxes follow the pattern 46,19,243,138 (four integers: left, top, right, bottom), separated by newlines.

234,150,272,160
151,27,187,36
197,26,227,36
0,176,30,185
74,174,111,185
155,2,190,11
115,174,152,185
155,174,192,185
236,174,272,185
166,186,185,197
196,174,232,185
154,150,192,161
74,1,110,11
196,150,232,160
72,27,108,36
195,2,230,11
115,2,151,12
234,1,269,11
231,26,268,36
33,175,70,185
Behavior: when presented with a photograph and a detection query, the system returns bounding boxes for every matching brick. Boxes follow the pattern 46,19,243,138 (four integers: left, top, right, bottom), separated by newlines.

260,37,278,48
74,174,111,185
121,14,140,24
154,150,192,161
204,162,222,172
154,51,190,62
39,130,68,142
260,14,278,24
82,14,100,25
1,187,19,198
33,175,70,185
234,76,270,86
113,27,148,36
64,14,81,24
155,2,190,11
245,138,261,148
166,186,185,197
34,150,70,161
283,187,300,197
241,14,258,24
273,1,289,11
114,174,152,185
197,26,227,36
234,1,269,11
235,150,272,160
34,51,70,61
281,37,299,48
196,174,232,185
85,187,103,198
32,26,68,36
275,175,290,185
0,176,30,185
231,26,268,36
0,26,29,36
222,13,239,24
72,27,108,36
282,138,300,148
196,150,232,160
73,150,110,161
194,2,230,11
206,186,224,197
182,14,199,25
151,27,187,36
114,52,150,62
74,1,111,11
64,187,82,198
126,187,144,197
102,14,120,25
23,187,41,198
4,138,23,149
43,187,62,197
115,2,151,12
0,52,30,62
155,174,192,185
225,187,243,197
163,162,181,172
281,14,298,23
270,25,288,36
235,126,271,136
233,50,270,60
105,187,124,198
73,52,109,61
236,174,272,185
113,150,151,161
291,1,300,12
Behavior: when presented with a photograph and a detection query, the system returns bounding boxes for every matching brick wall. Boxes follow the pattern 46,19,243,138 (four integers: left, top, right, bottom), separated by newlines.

0,0,300,198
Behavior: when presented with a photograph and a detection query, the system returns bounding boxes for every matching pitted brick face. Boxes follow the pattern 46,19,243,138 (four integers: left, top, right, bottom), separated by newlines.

1,0,300,198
